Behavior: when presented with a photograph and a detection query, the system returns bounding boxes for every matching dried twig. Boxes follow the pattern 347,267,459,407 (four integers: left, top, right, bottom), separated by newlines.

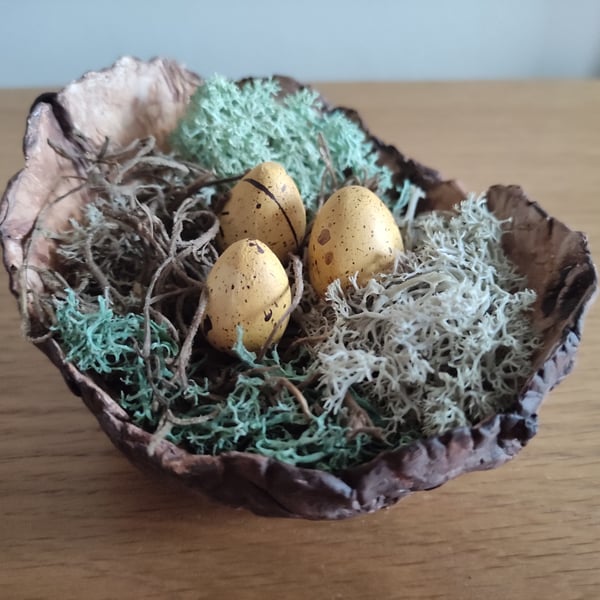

174,288,208,386
270,377,314,421
343,391,384,441
257,254,304,361
317,132,338,205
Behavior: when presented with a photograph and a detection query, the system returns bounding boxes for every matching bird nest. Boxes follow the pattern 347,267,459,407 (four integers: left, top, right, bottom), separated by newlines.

0,57,596,519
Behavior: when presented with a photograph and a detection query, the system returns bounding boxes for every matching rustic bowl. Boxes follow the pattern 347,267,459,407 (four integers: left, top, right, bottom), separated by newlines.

1,57,597,519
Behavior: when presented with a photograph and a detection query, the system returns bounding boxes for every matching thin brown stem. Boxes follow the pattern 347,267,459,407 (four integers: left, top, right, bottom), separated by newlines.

165,407,219,427
343,391,384,442
270,377,314,421
173,173,246,203
174,288,208,386
257,254,304,361
317,132,338,189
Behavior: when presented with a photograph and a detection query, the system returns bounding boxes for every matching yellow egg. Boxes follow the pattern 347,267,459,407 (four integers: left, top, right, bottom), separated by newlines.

217,162,306,263
307,186,404,297
203,238,292,353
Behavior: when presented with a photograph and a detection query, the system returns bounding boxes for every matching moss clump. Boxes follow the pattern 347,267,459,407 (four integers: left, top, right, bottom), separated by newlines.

52,292,367,470
52,289,179,427
170,76,397,214
296,196,539,440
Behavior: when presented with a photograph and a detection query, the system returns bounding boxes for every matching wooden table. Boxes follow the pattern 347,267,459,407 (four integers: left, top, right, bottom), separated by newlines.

1,82,598,599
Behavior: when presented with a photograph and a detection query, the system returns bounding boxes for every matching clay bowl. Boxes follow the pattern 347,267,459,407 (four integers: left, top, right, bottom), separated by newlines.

1,57,597,519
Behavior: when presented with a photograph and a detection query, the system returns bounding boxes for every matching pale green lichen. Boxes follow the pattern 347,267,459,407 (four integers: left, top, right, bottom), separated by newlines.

295,195,539,439
170,76,397,214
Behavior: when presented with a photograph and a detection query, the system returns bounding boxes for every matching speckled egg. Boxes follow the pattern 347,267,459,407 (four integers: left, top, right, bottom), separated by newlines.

308,185,404,297
217,162,306,263
203,238,292,353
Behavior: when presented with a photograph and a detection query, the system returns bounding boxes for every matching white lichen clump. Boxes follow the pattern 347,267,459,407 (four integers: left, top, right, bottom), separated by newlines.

296,195,538,438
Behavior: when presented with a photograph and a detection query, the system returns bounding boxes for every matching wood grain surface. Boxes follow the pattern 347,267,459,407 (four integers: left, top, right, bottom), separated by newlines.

1,81,598,600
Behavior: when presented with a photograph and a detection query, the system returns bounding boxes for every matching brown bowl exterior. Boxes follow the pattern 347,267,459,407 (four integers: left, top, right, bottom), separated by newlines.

1,57,597,519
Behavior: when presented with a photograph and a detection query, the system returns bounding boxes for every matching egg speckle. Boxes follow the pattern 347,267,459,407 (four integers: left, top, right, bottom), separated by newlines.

308,185,404,296
204,238,292,352
217,162,306,263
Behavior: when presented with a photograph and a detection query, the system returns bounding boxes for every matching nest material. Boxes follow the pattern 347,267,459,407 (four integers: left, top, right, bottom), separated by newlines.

1,57,597,519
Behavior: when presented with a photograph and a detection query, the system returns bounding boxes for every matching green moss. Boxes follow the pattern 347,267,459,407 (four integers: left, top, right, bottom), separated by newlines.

52,289,176,376
170,76,397,214
52,292,369,470
52,289,179,427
